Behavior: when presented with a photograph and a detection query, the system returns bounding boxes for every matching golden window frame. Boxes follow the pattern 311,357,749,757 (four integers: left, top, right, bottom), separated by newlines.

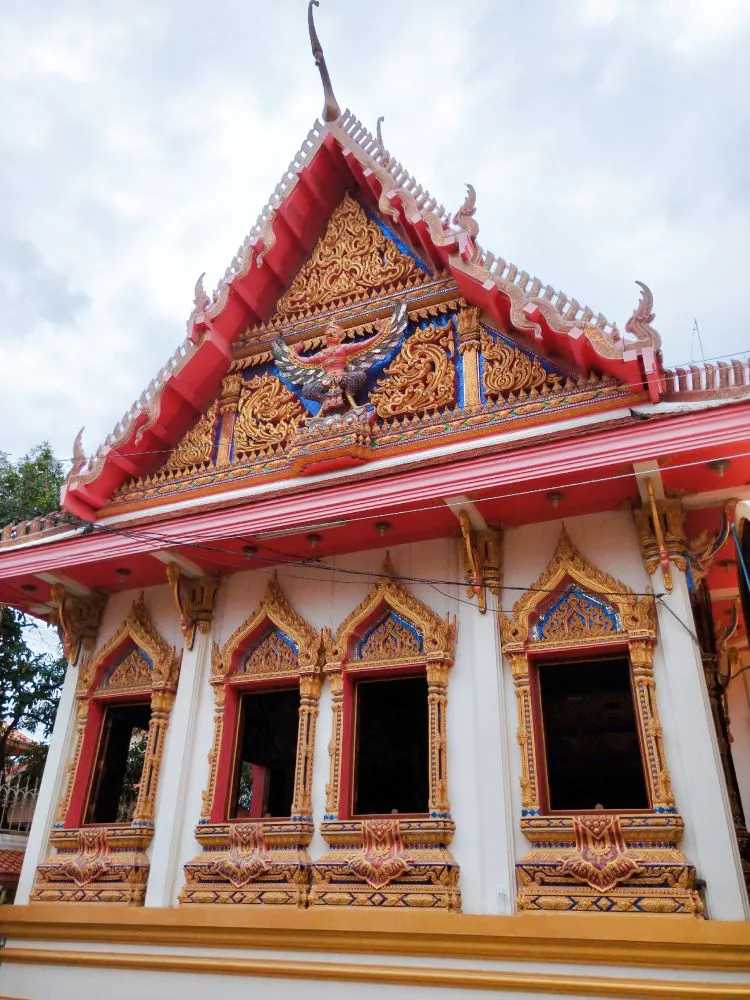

310,557,461,910
500,527,700,915
181,574,322,906
32,595,180,905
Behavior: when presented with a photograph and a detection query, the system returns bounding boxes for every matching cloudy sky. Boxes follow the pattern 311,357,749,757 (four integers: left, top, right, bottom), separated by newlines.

2,0,749,467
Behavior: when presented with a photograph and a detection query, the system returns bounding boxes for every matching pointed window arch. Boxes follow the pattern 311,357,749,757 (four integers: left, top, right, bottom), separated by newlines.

501,527,700,915
32,596,180,905
310,558,460,910
181,574,321,907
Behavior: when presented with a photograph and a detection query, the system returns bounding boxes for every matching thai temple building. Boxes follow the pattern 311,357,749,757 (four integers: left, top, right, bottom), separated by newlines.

2,5,750,998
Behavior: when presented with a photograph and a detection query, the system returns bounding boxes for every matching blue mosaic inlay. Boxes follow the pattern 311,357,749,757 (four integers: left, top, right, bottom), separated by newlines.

532,584,621,640
364,206,431,274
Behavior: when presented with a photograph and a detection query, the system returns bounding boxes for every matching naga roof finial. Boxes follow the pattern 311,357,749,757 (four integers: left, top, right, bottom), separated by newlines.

308,0,341,123
624,280,661,350
375,115,391,166
70,427,86,477
452,183,479,238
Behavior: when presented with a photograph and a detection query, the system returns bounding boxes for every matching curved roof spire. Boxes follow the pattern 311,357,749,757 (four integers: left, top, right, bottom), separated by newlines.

308,0,341,123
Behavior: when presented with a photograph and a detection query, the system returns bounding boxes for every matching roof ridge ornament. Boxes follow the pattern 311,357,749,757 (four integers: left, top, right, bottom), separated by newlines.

624,280,661,350
70,427,86,478
452,183,480,263
308,0,341,123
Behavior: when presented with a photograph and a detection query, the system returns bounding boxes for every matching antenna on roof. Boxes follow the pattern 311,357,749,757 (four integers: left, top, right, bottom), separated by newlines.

308,0,341,123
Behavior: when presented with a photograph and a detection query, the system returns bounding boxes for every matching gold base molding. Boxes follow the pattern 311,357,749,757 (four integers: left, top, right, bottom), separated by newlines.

516,815,701,916
3,905,750,971
181,823,313,907
2,946,749,998
31,828,152,906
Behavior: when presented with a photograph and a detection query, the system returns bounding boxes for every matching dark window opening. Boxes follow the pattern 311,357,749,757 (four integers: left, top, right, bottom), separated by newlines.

230,687,299,819
86,702,150,824
538,656,649,811
353,675,428,816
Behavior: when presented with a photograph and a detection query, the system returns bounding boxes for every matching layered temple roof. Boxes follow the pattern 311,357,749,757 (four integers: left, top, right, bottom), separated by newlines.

60,107,668,520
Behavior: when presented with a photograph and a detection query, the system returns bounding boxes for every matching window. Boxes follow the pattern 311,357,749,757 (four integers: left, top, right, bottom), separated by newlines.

353,675,429,815
230,687,300,819
538,655,649,811
85,702,151,824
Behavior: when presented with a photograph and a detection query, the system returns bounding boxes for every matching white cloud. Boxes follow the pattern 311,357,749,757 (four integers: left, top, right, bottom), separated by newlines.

1,0,749,468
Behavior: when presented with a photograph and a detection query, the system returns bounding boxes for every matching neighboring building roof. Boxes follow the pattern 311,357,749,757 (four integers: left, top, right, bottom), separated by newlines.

0,849,24,883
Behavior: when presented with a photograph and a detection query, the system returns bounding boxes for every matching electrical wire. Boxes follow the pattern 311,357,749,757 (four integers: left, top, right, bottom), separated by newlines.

76,445,750,546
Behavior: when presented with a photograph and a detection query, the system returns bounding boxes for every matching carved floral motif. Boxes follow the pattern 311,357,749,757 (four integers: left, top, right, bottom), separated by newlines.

357,613,421,662
240,629,298,675
234,374,306,456
163,401,217,472
482,331,562,399
274,194,423,318
98,648,152,691
209,824,272,888
559,815,643,892
348,819,411,889
370,322,455,418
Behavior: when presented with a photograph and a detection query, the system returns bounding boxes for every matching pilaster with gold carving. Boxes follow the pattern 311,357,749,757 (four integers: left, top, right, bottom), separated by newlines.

292,673,322,818
216,373,243,466
426,662,450,815
457,305,481,409
324,665,344,818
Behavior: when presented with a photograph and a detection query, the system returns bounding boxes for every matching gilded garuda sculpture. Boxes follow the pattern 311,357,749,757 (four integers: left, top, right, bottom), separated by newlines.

271,300,407,417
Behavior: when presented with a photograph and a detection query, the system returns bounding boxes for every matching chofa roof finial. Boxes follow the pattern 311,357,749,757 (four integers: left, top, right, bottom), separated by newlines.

308,0,341,123
624,280,661,350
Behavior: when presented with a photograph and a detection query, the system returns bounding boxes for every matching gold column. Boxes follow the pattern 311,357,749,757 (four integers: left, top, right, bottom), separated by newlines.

291,673,322,817
510,653,539,812
324,670,344,817
426,662,450,814
133,688,175,823
629,639,674,809
216,373,243,467
457,305,482,410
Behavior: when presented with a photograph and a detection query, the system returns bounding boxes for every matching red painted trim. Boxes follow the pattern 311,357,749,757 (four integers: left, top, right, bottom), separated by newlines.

211,685,241,823
4,404,748,582
62,129,663,518
65,700,104,828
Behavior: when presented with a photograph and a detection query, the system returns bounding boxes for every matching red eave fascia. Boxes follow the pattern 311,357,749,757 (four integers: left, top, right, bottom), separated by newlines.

63,129,657,521
14,402,750,583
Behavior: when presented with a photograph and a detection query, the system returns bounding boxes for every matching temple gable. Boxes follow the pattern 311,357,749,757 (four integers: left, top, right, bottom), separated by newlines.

270,193,429,321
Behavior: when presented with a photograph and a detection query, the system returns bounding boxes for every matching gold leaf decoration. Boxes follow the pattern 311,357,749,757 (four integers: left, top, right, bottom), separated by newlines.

274,193,423,318
357,614,421,662
233,374,306,457
240,630,298,676
163,401,217,472
482,332,561,398
370,323,455,418
99,647,152,690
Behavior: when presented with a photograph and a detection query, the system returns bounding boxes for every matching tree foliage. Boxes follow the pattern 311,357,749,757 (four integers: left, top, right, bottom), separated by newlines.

0,442,65,527
0,444,67,773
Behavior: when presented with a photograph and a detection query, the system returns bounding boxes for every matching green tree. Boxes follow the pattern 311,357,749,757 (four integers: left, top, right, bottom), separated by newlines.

0,443,64,527
0,444,67,774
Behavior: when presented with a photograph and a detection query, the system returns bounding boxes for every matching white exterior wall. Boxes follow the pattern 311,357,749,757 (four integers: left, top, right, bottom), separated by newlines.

14,512,749,919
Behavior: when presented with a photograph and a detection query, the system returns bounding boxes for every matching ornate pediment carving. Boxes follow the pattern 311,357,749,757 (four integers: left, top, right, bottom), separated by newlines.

370,322,455,418
482,330,562,399
234,374,306,456
273,194,425,319
163,400,217,472
99,647,152,691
